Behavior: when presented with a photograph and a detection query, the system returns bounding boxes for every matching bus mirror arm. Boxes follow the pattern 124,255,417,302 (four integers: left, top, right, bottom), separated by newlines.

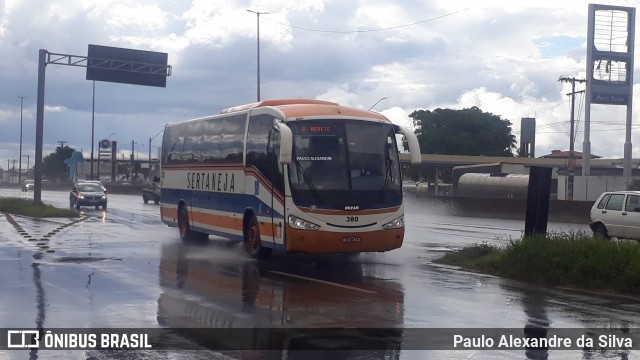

398,126,421,165
275,121,293,165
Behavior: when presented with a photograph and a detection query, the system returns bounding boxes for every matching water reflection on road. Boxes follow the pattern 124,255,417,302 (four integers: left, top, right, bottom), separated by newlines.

157,240,404,359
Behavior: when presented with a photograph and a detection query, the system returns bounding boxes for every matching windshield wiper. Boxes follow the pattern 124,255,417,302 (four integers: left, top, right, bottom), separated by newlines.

294,160,320,203
378,150,393,202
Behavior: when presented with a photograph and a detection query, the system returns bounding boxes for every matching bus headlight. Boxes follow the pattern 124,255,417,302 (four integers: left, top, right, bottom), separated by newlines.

288,215,320,230
382,215,404,230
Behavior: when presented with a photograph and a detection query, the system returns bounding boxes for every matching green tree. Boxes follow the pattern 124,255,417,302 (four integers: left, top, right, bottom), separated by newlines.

42,145,76,182
410,106,517,156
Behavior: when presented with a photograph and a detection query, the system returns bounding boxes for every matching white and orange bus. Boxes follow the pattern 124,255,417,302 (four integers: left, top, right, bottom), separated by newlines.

160,99,421,258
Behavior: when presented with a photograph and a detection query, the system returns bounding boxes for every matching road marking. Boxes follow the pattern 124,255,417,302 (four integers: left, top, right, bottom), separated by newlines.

270,270,377,294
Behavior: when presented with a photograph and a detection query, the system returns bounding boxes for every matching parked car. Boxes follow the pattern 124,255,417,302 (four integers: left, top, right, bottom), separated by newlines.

70,183,107,210
142,182,160,204
589,190,640,240
22,179,34,192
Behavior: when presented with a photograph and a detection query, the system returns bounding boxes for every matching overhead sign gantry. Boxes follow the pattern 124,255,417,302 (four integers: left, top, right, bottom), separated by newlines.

33,45,172,205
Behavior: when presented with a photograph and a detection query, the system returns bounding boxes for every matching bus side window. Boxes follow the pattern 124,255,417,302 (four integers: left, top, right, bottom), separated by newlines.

183,121,203,162
222,115,245,162
163,125,184,164
247,114,274,181
201,118,223,162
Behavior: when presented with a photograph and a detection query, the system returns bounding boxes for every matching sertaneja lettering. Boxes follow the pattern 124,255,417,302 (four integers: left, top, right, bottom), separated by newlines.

187,172,234,192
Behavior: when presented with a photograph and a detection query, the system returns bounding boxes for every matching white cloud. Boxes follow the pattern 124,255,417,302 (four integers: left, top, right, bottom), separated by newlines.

381,106,412,129
45,105,67,112
91,3,169,31
316,85,361,107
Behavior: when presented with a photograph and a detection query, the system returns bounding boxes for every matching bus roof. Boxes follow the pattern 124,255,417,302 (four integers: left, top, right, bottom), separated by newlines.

220,98,391,123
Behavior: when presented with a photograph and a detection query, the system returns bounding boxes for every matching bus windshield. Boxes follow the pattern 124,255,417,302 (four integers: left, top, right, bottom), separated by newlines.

289,120,402,208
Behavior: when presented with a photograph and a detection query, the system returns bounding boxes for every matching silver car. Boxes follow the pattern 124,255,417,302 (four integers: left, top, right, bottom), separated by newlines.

589,190,640,240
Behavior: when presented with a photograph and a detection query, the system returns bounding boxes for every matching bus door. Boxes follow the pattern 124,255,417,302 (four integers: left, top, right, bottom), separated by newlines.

247,114,285,248
269,129,285,248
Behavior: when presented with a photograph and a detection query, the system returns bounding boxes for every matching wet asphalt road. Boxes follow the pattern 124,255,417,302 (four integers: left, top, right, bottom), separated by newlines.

0,188,638,359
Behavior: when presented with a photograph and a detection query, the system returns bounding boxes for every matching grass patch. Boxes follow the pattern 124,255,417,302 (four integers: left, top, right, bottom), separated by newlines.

0,197,79,218
435,232,640,296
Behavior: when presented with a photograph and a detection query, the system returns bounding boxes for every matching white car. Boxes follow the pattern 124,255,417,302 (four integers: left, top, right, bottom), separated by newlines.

589,190,640,240
22,179,34,192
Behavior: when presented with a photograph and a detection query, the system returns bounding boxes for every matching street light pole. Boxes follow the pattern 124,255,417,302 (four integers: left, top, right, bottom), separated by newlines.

18,96,26,184
247,10,269,102
149,129,164,181
368,97,388,111
90,80,96,180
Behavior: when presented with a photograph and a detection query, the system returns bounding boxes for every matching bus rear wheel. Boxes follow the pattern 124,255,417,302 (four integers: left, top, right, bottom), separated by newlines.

245,216,271,259
178,206,197,241
178,205,208,241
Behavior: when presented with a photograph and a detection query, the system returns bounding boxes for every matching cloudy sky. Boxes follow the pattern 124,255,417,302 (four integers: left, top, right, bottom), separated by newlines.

0,0,638,172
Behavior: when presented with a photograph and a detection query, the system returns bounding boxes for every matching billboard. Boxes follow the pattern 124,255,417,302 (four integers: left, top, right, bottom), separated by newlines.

86,45,169,87
584,4,635,176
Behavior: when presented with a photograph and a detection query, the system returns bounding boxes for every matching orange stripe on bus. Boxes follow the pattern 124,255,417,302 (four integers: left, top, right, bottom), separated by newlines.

297,206,400,216
189,210,276,238
161,207,178,221
191,211,243,233
279,105,390,122
258,222,276,238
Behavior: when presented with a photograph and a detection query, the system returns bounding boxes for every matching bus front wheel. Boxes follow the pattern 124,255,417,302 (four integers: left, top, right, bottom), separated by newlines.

245,216,272,259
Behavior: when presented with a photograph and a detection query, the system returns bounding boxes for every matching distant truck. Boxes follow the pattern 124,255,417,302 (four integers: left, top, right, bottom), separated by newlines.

142,181,160,204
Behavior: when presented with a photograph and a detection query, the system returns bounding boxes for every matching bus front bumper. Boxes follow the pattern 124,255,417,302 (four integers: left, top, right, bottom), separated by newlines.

285,228,404,254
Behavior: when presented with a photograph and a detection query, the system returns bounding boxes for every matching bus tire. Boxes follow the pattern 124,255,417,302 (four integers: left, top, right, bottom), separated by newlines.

245,216,271,259
178,205,208,241
178,205,196,241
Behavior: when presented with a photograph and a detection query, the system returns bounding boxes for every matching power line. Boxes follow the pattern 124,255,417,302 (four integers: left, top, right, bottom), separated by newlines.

263,7,472,34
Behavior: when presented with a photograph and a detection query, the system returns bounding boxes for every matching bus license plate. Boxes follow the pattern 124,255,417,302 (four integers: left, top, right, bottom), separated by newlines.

342,236,361,244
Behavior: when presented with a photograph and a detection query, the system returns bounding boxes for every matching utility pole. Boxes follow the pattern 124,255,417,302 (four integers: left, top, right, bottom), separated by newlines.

558,76,586,200
11,159,18,184
57,140,67,149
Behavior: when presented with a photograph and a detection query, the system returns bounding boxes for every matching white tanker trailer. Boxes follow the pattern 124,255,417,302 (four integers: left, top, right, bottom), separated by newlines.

456,173,529,199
